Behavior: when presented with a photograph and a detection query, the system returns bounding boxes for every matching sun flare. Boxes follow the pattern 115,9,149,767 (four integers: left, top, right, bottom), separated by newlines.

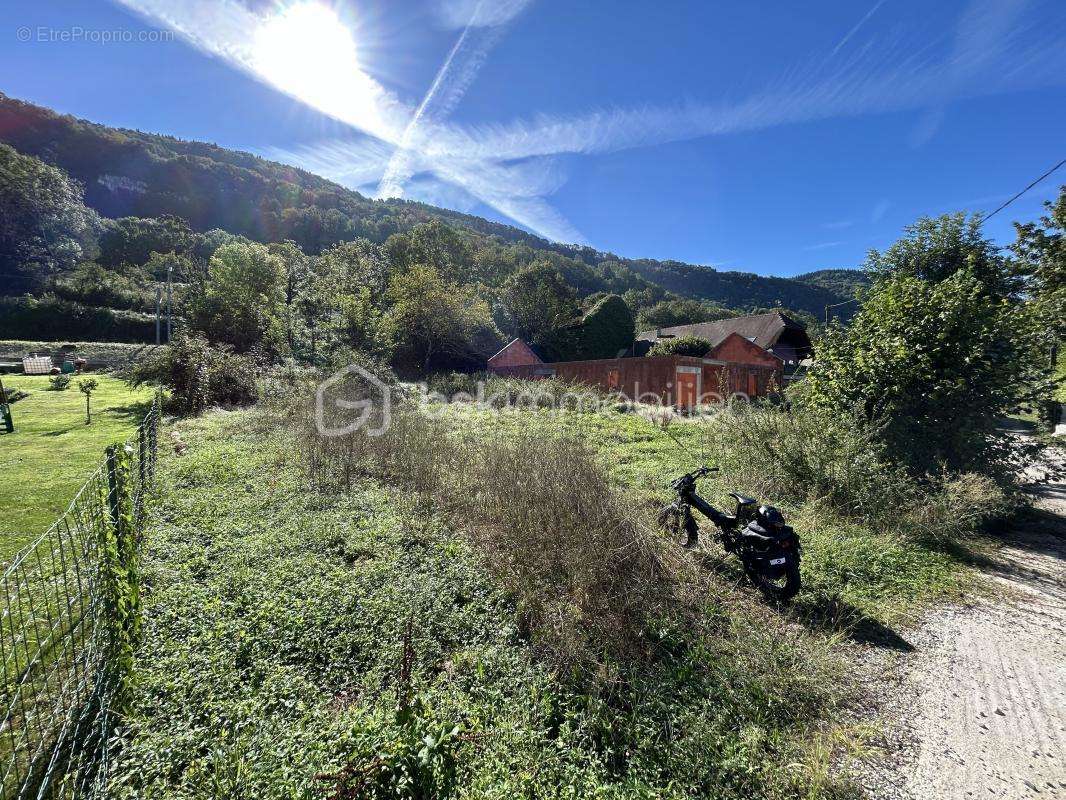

251,2,389,135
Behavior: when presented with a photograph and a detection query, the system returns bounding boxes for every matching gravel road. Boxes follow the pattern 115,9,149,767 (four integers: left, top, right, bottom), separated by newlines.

851,446,1066,800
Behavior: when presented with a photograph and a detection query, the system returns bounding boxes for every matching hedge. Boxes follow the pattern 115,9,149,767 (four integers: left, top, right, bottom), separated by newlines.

0,296,157,343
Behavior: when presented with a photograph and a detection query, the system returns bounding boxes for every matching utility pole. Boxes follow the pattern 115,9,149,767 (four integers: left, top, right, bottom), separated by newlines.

155,285,162,345
166,264,173,343
824,298,860,325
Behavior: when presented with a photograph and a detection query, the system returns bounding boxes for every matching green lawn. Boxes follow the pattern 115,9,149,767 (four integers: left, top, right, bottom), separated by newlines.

0,373,155,560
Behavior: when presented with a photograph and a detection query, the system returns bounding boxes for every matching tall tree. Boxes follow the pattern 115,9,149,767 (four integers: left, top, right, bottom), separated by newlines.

1014,186,1066,339
866,213,1017,296
502,263,580,343
187,242,286,352
807,214,1044,476
97,215,195,271
386,265,502,373
0,143,100,292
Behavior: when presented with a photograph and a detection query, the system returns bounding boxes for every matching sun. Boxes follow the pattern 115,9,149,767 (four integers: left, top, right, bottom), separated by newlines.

251,2,387,134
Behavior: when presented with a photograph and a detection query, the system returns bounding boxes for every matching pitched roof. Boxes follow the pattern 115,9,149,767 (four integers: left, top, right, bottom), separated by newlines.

487,338,547,364
636,312,805,350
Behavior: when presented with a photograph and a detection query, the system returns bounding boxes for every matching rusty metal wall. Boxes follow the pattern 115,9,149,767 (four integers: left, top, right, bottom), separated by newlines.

491,354,781,404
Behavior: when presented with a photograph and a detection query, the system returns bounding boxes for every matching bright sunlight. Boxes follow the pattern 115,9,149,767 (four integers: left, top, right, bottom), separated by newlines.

251,2,391,136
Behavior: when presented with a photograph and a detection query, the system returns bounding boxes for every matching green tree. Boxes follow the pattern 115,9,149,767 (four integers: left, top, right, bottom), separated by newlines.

866,213,1017,296
647,335,713,357
97,215,195,270
268,240,310,351
385,221,474,284
335,288,391,360
77,378,98,424
187,242,286,352
0,143,100,292
806,268,1041,475
502,263,580,343
1013,186,1066,421
541,294,635,361
1014,186,1066,340
386,265,502,373
635,298,727,331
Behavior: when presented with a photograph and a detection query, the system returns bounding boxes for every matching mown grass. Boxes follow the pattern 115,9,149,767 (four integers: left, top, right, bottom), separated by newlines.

0,374,155,561
109,406,862,799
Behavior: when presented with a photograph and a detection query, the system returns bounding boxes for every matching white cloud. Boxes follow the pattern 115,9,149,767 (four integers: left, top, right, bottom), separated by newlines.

434,0,534,30
112,0,1066,245
802,241,844,251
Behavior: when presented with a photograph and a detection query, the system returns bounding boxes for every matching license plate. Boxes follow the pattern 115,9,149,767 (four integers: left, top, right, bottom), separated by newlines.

769,557,786,566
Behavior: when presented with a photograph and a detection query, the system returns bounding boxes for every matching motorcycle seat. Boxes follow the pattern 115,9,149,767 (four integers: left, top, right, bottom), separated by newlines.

729,492,757,507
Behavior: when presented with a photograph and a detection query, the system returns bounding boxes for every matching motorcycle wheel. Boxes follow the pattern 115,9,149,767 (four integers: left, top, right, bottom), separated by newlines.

747,556,801,603
658,505,697,549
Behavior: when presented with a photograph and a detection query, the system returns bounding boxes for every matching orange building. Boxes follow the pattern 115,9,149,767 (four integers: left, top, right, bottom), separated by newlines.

487,331,783,407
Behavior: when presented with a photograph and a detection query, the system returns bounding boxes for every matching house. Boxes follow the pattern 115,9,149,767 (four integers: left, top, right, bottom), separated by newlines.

487,329,783,407
636,311,813,366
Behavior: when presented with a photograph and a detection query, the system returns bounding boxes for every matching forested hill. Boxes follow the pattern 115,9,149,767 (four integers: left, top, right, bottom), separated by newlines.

0,92,858,315
793,269,871,298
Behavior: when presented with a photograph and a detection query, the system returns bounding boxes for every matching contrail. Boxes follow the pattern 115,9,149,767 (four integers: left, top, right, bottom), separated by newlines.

377,0,530,199
827,0,888,61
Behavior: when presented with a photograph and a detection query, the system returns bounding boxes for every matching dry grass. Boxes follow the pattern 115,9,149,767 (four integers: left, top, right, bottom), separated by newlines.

299,398,703,673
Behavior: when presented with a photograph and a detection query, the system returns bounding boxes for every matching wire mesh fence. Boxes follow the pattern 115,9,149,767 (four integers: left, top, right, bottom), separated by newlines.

1,394,160,800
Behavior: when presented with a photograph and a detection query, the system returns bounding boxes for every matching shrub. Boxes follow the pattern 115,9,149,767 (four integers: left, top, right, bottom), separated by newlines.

1,385,28,403
647,335,712,358
426,371,483,399
126,331,257,413
49,373,71,391
806,221,1049,478
0,295,156,342
707,401,1009,537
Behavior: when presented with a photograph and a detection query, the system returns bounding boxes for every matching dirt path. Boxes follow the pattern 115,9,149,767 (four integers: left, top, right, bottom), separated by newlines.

855,447,1066,800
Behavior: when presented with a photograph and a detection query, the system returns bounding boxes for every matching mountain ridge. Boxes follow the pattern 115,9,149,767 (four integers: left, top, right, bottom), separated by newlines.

0,92,861,316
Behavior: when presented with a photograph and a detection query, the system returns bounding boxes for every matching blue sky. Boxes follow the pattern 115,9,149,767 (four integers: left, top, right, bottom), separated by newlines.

2,0,1064,277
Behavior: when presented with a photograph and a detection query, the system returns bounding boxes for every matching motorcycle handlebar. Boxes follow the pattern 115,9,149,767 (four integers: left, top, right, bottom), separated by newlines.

673,466,719,488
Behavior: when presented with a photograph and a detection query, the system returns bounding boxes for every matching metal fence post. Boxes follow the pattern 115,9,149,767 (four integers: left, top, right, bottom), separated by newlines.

1,401,160,799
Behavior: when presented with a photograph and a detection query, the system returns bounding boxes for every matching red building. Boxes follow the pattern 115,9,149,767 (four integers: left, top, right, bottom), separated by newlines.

487,331,783,407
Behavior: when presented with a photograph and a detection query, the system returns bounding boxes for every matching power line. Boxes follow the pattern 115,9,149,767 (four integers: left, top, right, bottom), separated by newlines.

985,158,1066,221
824,297,859,325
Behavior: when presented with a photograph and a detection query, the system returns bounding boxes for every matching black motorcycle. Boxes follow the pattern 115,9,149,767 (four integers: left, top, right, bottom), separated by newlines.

658,466,802,602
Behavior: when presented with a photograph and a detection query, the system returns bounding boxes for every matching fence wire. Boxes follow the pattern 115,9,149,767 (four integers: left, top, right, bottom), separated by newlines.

1,394,160,800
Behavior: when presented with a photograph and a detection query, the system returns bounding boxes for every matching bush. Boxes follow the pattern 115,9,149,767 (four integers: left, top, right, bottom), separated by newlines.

126,331,257,413
1,385,27,403
49,374,71,391
806,221,1047,477
647,335,713,358
707,401,1009,537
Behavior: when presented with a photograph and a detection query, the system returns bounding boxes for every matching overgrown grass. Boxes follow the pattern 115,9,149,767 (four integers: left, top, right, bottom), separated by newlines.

0,373,155,560
425,397,1003,625
110,405,858,799
110,378,1016,797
